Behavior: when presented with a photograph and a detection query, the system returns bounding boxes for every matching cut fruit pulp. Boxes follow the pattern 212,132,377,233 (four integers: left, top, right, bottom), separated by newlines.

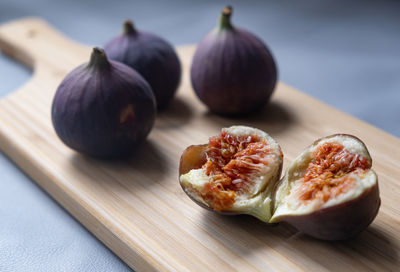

291,141,371,208
271,134,378,223
179,126,283,219
180,132,380,240
203,131,273,211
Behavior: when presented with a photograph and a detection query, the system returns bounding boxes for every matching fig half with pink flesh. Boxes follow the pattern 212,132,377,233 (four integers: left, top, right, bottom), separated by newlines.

270,134,380,240
179,126,283,221
179,129,380,240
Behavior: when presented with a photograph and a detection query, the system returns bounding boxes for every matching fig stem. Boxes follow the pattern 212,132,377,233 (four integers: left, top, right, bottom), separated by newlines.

123,20,137,35
87,47,110,70
219,6,233,30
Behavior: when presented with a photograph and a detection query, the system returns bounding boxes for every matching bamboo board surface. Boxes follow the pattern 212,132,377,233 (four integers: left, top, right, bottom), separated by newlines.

0,18,399,271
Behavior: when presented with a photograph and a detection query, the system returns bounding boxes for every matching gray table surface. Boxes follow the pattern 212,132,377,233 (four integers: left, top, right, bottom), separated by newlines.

0,0,399,271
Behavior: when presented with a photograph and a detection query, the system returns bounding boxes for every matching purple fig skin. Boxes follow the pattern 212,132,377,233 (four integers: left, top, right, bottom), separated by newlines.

190,6,277,115
104,21,181,110
51,48,156,159
281,182,380,241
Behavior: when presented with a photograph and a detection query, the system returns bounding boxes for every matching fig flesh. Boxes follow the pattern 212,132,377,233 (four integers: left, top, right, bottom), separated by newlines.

190,6,277,115
51,48,156,158
270,134,380,240
179,126,283,221
179,131,380,240
105,20,181,110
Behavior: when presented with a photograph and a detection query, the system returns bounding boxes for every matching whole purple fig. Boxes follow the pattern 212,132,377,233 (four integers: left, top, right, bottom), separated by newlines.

51,48,156,159
191,6,277,115
104,20,181,110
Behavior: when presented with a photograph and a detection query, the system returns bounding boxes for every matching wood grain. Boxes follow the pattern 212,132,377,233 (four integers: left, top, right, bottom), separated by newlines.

0,18,399,271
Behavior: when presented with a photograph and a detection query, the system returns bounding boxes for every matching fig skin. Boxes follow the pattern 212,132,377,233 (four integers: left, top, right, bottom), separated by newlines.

104,20,181,110
51,48,156,159
279,181,380,240
270,134,381,240
190,6,277,115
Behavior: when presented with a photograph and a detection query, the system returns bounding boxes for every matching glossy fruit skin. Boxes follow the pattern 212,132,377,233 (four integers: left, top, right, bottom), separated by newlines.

51,48,156,159
190,7,277,115
281,182,380,240
104,21,181,110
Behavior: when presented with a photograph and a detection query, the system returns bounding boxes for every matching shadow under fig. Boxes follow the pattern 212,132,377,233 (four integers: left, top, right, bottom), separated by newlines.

340,226,399,263
156,96,195,129
203,101,295,135
200,211,399,268
200,211,296,257
69,139,168,190
282,224,400,270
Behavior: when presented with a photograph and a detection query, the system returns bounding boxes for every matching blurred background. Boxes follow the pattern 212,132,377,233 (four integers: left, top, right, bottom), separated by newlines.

0,0,399,271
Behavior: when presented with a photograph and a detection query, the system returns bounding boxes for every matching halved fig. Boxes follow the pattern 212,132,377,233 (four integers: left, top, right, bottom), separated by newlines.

179,126,283,221
270,134,380,240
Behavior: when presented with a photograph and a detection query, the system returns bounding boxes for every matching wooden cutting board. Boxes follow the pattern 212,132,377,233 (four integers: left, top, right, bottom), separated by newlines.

0,18,399,271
